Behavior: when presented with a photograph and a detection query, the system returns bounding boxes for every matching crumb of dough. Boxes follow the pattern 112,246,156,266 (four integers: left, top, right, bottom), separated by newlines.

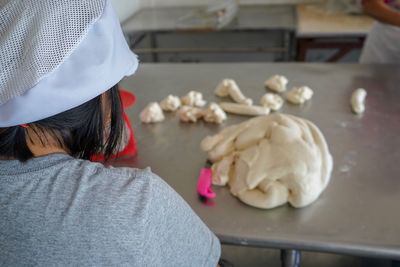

181,91,207,107
264,75,289,93
203,103,227,124
351,88,367,114
260,93,284,111
140,102,165,123
286,86,314,104
177,105,204,122
160,95,181,111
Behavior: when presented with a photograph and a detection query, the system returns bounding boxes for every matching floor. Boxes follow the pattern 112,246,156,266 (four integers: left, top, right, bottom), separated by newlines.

221,245,396,267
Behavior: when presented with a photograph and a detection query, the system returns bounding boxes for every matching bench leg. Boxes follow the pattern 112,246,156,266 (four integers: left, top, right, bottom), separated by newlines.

280,249,301,267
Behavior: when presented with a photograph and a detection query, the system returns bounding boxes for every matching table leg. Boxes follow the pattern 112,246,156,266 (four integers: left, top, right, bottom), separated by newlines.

280,249,301,267
296,39,309,62
283,31,294,62
149,32,159,63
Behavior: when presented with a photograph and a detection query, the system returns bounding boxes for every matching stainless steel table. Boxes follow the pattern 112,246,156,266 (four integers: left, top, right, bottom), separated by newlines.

117,63,400,265
295,4,375,62
296,4,374,38
123,5,296,32
122,5,296,62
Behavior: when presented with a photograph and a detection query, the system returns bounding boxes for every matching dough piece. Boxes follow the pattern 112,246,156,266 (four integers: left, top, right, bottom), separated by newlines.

220,102,270,116
160,95,181,111
181,91,207,107
211,154,235,186
215,79,253,106
140,102,165,123
203,103,227,124
201,114,333,209
264,75,289,93
351,88,367,114
260,93,284,111
287,86,314,104
177,105,204,123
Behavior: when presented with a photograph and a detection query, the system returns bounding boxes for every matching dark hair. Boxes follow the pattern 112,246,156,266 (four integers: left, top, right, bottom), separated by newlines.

0,84,124,162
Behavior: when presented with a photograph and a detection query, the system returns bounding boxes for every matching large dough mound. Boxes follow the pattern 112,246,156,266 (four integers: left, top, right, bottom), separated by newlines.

201,114,333,209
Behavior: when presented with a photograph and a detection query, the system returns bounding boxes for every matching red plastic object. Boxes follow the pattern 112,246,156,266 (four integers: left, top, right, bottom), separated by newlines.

119,88,136,109
91,112,137,161
197,167,216,199
91,89,138,162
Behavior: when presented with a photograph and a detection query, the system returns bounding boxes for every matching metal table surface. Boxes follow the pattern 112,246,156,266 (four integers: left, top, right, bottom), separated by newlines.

296,4,374,38
117,63,400,260
122,5,296,33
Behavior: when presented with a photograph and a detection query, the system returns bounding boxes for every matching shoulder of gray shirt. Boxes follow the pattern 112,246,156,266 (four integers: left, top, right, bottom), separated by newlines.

67,158,221,267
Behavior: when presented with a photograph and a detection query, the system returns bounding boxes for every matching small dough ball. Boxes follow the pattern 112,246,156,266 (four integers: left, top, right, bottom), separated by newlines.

287,86,314,104
203,103,227,124
265,75,289,93
177,105,204,123
140,102,165,123
215,79,253,106
160,95,181,112
351,88,367,114
181,91,207,107
260,93,284,111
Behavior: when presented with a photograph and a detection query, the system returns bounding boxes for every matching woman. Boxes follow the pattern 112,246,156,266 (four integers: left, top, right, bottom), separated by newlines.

0,0,221,266
360,0,400,63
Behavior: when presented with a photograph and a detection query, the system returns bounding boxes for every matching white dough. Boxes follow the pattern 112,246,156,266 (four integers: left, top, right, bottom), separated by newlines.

351,88,367,114
264,75,289,93
201,114,333,209
211,154,234,186
177,105,204,122
203,103,227,124
260,93,284,111
219,102,270,116
140,102,165,123
215,79,253,106
160,95,181,111
287,86,314,104
181,91,207,107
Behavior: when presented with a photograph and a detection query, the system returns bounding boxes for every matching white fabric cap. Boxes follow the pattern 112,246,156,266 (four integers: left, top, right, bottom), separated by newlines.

0,0,139,127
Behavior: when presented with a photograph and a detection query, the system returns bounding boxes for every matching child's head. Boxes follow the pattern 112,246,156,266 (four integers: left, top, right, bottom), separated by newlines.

0,85,124,161
0,0,138,161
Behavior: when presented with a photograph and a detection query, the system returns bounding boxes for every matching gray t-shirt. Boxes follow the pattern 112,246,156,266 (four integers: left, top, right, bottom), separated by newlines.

0,153,220,266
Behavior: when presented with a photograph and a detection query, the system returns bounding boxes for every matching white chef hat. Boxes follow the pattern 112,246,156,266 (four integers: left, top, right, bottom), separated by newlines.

0,0,139,127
